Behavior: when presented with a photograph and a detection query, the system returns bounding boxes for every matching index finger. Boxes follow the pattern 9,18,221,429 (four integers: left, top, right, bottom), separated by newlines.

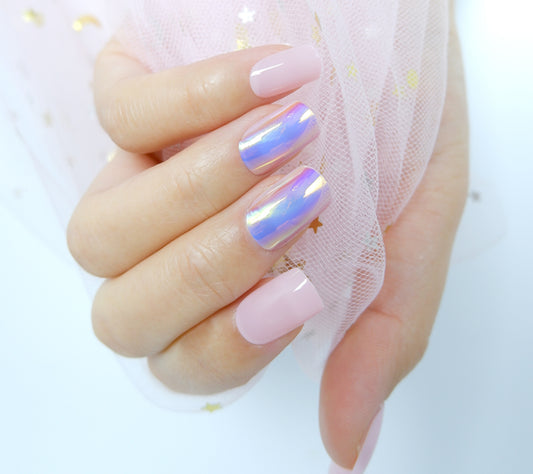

94,40,321,153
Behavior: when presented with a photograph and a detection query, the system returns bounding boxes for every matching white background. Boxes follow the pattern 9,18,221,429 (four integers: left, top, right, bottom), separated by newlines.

1,0,532,472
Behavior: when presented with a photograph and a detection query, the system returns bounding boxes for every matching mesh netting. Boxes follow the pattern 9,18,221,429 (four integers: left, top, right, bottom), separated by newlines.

118,0,449,377
0,0,448,409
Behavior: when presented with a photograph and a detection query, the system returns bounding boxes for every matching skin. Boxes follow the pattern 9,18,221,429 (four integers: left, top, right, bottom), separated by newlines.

67,5,468,470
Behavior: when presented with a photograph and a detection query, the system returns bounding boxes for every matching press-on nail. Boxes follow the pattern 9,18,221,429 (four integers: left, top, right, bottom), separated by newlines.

250,45,322,98
245,166,331,251
235,269,323,345
239,102,319,175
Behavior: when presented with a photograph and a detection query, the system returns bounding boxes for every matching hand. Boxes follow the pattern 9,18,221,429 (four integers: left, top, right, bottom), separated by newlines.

67,43,328,394
321,10,469,471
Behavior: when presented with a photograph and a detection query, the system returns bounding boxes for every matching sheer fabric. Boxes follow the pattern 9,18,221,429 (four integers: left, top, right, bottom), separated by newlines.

0,0,448,410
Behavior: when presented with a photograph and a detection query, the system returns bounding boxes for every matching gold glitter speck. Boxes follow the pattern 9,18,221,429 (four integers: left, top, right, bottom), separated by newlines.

72,15,101,32
235,24,251,50
309,217,323,234
202,403,222,413
347,62,358,80
407,69,419,89
22,9,44,26
43,112,53,127
312,12,322,44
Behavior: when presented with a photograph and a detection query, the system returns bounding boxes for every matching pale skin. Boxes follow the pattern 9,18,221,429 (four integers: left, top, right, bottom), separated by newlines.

67,6,468,470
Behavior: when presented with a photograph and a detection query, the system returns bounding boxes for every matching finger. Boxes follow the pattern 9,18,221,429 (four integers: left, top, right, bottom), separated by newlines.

148,269,323,395
91,166,331,358
67,102,319,278
95,39,321,153
320,16,469,470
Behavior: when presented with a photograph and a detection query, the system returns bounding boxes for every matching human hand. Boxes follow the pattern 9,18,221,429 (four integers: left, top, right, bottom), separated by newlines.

67,42,329,394
322,9,469,472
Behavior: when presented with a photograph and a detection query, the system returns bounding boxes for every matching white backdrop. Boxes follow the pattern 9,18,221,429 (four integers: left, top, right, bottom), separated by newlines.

1,0,532,473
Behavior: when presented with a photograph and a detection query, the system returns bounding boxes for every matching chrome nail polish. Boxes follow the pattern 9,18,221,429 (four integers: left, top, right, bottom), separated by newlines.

239,102,319,175
246,166,331,250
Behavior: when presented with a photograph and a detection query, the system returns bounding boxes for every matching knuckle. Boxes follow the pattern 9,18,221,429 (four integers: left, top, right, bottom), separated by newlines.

91,286,145,358
182,75,218,128
66,202,116,278
97,87,142,152
148,349,255,396
408,329,430,367
166,160,220,221
374,308,431,388
397,323,431,382
66,207,98,273
179,240,236,308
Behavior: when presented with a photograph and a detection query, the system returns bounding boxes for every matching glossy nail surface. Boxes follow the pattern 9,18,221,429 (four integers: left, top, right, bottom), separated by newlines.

239,102,319,175
246,166,331,251
250,44,322,98
235,268,323,345
329,405,384,474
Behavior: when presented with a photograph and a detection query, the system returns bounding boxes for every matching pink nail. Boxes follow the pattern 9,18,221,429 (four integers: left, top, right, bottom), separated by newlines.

250,45,322,98
235,268,323,345
329,405,384,474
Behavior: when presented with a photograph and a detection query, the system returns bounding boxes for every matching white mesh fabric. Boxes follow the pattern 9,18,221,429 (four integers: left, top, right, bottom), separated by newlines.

118,0,448,377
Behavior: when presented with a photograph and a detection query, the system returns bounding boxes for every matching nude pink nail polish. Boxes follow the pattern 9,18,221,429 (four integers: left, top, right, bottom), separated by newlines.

235,268,323,345
250,45,322,98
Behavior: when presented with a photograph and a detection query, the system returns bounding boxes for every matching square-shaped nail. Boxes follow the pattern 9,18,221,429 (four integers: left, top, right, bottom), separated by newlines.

246,166,331,250
239,102,319,175
250,44,322,98
236,268,324,345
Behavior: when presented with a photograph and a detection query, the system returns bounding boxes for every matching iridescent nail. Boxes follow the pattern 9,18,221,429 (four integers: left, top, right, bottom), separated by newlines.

246,166,331,250
239,102,319,175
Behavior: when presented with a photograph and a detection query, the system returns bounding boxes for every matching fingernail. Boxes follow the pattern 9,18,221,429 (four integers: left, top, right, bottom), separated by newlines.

235,268,324,345
239,102,319,175
246,166,331,250
329,405,385,474
250,44,322,98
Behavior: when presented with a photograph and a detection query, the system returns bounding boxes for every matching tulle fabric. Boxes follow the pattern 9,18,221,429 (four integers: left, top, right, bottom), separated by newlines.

0,1,448,410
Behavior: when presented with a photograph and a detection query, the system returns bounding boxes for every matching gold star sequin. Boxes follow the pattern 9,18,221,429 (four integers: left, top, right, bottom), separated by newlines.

319,154,327,174
72,15,101,32
42,112,53,127
393,85,406,98
309,217,323,234
236,24,251,50
202,403,222,413
407,69,419,89
347,62,358,80
369,102,379,127
312,12,322,44
22,9,44,26
329,65,337,85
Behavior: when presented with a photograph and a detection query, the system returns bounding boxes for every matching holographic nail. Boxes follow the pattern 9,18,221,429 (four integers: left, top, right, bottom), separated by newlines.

239,102,319,175
246,166,331,250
